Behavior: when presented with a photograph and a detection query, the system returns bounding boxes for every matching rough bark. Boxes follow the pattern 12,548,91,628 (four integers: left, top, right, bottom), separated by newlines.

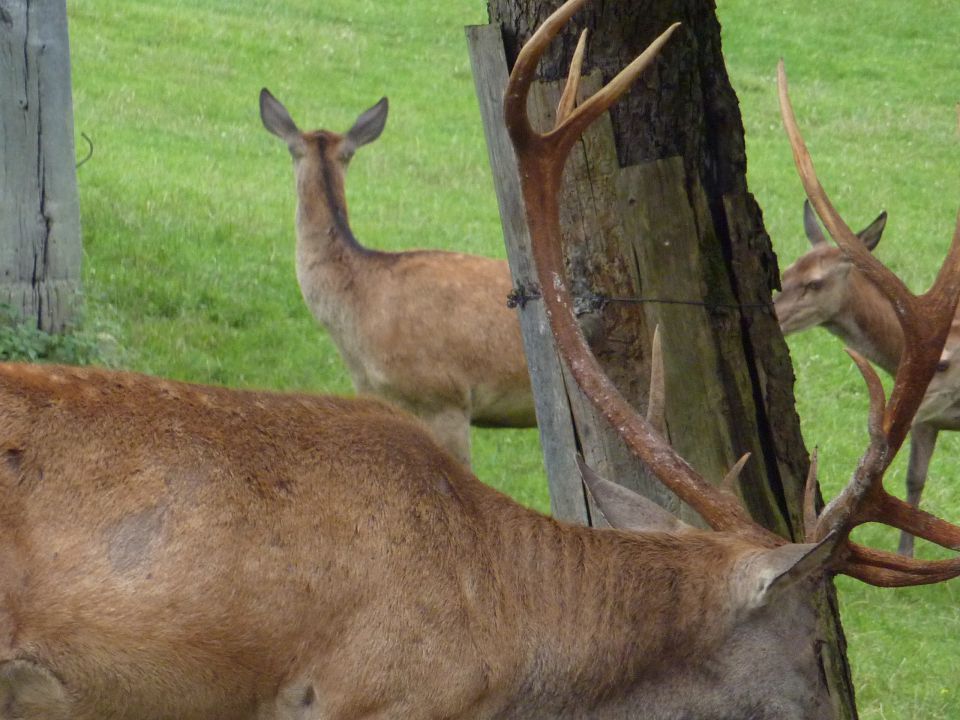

0,0,82,332
481,0,857,716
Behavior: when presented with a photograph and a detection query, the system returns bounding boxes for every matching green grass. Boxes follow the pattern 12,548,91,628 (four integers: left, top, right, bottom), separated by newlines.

68,0,544,504
65,0,959,716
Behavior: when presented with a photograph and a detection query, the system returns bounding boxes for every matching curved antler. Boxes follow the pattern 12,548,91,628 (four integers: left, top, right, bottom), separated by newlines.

504,0,779,547
780,60,960,586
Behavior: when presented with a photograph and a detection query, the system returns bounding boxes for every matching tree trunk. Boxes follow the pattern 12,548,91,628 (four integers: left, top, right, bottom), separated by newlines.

475,0,857,715
0,0,82,332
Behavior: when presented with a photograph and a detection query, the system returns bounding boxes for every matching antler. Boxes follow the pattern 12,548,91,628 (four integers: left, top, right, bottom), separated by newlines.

504,0,781,548
779,60,960,586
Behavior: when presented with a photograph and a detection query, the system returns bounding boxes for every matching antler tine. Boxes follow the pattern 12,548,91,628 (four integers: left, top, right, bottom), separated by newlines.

645,325,666,435
720,453,751,496
556,30,588,125
504,0,591,148
841,544,960,587
874,493,960,549
506,0,777,547
821,351,960,550
553,23,680,156
812,351,889,541
782,63,960,585
777,60,913,312
883,216,960,449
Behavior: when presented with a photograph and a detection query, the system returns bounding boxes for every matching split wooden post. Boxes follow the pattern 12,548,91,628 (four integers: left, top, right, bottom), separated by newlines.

0,0,82,332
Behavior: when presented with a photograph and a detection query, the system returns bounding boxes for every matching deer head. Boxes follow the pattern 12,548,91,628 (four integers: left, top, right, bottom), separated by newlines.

260,89,388,235
775,200,888,336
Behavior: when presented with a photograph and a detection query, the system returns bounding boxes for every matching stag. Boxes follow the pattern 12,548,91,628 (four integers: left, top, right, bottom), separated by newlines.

775,185,960,559
1,1,959,718
260,90,534,467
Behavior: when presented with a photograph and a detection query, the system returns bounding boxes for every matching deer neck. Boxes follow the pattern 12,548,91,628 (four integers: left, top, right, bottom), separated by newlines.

823,270,903,375
293,157,375,328
480,514,740,715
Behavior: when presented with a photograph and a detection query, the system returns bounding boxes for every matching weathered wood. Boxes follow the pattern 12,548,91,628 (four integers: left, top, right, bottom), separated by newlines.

466,23,586,523
469,25,683,522
617,158,791,532
531,74,682,517
0,0,82,332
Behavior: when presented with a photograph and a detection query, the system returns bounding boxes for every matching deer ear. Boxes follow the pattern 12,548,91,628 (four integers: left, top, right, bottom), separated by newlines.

345,97,389,150
857,210,887,251
577,455,692,533
260,88,305,155
733,532,837,610
803,200,828,246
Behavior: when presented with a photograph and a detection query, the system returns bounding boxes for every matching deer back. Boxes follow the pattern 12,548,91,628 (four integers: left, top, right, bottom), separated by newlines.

0,362,842,719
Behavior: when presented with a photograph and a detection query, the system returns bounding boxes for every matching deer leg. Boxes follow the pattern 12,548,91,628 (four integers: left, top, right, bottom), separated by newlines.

419,407,472,468
0,659,70,720
898,422,940,557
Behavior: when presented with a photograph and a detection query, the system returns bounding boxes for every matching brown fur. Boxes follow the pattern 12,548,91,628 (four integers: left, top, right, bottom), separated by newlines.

0,363,831,719
262,93,535,466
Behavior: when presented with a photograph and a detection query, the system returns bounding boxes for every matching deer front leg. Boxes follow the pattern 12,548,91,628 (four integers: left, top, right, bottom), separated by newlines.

419,407,472,468
898,422,940,557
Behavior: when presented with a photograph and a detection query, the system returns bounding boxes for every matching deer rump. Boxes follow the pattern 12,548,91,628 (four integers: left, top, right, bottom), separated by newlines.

0,364,831,720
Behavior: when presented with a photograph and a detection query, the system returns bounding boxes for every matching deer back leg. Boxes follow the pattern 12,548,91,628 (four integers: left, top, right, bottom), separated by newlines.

898,422,940,557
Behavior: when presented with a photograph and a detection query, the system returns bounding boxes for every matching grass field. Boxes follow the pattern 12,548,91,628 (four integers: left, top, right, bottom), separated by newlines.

63,0,960,715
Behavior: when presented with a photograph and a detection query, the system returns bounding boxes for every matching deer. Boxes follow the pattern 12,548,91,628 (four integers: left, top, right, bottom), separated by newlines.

259,88,535,468
2,1,960,717
775,199,960,557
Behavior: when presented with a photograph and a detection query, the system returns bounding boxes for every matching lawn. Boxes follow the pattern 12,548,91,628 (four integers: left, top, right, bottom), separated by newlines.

64,0,959,716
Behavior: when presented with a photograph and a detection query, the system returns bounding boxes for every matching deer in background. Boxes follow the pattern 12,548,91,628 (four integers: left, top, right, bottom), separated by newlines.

775,199,960,556
259,89,534,467
2,2,960,717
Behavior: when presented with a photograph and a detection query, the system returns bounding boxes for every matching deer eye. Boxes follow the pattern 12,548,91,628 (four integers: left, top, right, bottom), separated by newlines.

806,279,824,291
936,360,950,373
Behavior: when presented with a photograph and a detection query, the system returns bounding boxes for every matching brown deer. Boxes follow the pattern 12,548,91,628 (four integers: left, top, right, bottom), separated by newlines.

775,197,960,557
2,2,960,718
259,89,534,467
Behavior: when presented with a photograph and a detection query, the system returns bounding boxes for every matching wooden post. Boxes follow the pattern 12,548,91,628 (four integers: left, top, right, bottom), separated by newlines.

466,24,789,531
0,0,82,332
468,23,691,524
466,23,586,523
